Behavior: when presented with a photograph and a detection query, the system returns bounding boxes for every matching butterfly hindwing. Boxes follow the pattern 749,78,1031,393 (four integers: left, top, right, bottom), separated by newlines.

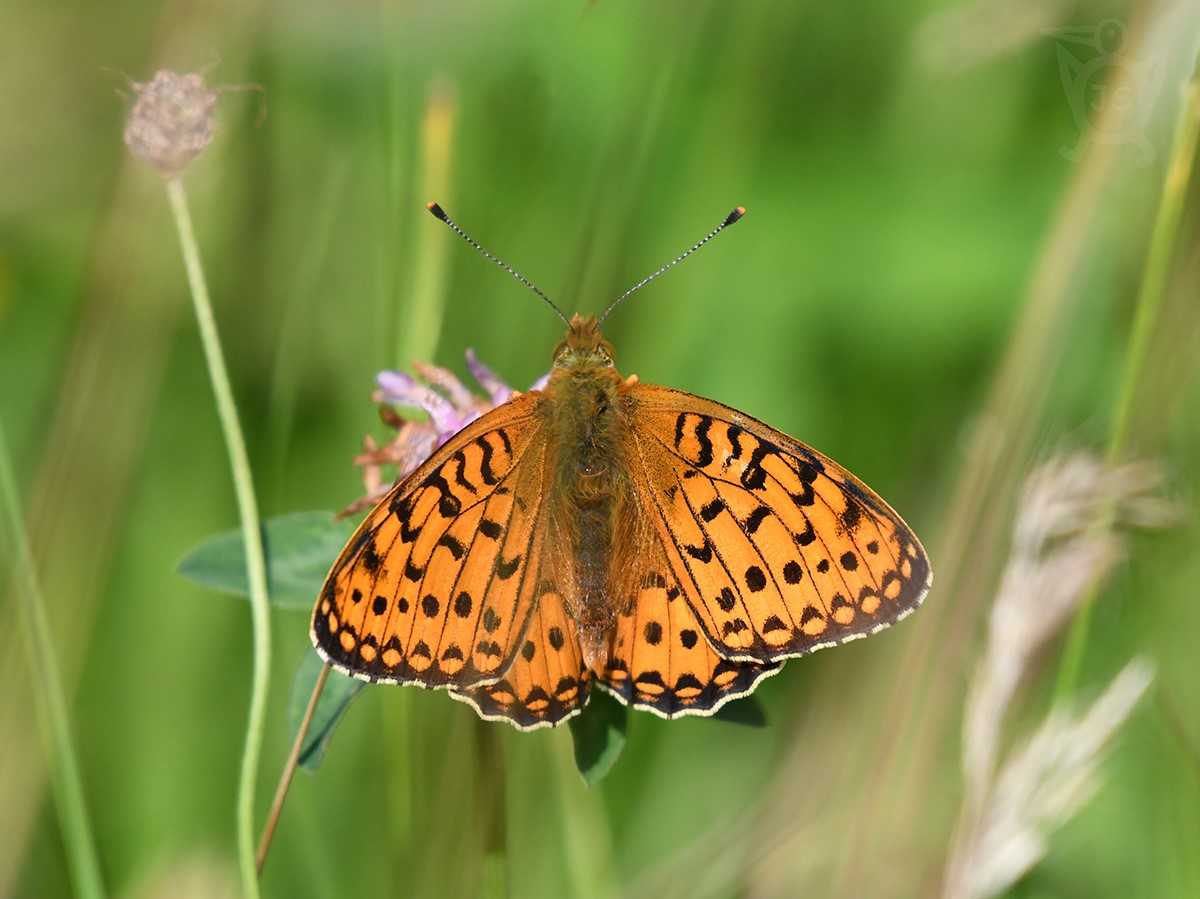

451,581,592,729
598,569,780,718
628,386,931,663
312,393,551,690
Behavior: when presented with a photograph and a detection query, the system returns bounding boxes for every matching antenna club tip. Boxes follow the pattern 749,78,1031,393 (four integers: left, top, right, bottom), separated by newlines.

726,206,747,225
427,201,448,221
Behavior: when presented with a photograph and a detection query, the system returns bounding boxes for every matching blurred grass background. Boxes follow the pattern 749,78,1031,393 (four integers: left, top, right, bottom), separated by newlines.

2,0,1200,897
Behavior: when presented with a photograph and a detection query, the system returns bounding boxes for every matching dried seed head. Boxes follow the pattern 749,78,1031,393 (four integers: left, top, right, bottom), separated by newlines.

954,659,1154,899
124,70,218,179
961,452,1175,808
945,450,1177,899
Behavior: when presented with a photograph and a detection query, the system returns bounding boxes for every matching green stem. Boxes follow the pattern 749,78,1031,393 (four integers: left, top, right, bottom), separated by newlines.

256,663,330,873
165,178,272,899
1108,69,1200,461
1053,57,1200,703
0,419,105,898
400,83,454,367
475,719,508,899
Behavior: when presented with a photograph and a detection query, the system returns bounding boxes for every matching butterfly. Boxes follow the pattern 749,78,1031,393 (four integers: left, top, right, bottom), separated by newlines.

311,205,931,730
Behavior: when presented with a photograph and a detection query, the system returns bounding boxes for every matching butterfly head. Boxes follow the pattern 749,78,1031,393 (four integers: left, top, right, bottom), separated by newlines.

552,314,617,374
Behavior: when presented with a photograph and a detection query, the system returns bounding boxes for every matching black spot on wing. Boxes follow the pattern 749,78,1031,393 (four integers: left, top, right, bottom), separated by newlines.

496,553,522,580
478,436,498,486
476,639,503,658
349,527,375,558
716,587,737,612
783,561,803,584
796,458,822,482
721,618,749,637
635,670,666,689
425,471,461,517
741,444,770,491
399,512,421,544
830,594,852,616
450,449,474,493
841,490,862,530
726,424,744,460
744,566,767,592
360,542,383,574
744,506,770,534
693,417,715,467
700,498,725,522
454,591,473,618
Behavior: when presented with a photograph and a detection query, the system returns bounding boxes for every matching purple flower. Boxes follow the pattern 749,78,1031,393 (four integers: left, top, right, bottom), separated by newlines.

341,352,547,517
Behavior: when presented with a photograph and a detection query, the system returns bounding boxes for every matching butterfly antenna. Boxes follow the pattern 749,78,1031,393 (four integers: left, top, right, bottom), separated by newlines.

427,202,571,326
598,206,746,324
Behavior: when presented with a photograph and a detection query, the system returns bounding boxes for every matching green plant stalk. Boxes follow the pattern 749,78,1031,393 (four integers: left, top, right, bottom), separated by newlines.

0,419,106,898
1109,67,1200,461
400,82,454,368
165,178,272,899
257,662,330,873
476,719,508,899
1054,57,1200,703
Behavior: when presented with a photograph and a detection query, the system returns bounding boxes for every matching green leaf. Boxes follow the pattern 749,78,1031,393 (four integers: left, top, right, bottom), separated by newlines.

569,691,628,785
289,647,366,773
711,694,769,728
177,511,357,609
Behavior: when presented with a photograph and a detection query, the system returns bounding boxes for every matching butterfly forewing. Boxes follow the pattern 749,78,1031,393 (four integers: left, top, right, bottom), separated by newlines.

313,393,552,689
628,386,931,663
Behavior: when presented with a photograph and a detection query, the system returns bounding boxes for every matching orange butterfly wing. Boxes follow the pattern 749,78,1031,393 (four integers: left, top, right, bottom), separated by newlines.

451,583,592,729
626,386,931,664
597,568,780,718
312,392,553,692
